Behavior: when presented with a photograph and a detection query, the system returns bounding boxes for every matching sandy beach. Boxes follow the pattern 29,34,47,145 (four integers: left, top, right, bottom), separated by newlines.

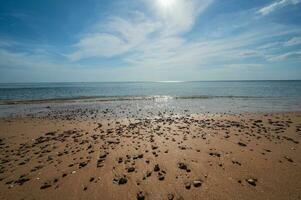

0,108,300,200
1,0,301,198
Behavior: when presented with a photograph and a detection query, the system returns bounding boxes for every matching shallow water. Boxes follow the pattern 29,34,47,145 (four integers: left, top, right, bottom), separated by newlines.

0,81,300,117
1,81,301,101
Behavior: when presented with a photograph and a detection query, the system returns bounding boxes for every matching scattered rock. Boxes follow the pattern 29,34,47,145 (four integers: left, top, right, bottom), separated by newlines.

137,191,145,200
185,182,191,189
284,156,293,162
127,166,135,173
40,182,52,189
154,164,160,172
193,180,202,187
246,178,257,186
238,142,247,147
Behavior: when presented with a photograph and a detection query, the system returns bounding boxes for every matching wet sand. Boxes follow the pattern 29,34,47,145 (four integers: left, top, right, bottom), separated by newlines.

0,110,300,200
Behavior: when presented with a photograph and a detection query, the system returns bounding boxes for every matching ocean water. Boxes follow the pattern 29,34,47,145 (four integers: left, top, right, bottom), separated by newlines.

0,81,301,101
0,81,300,117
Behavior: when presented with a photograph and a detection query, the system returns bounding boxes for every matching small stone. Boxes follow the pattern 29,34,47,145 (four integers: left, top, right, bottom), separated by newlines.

15,177,30,185
185,182,191,189
137,191,145,200
146,171,152,177
79,162,88,168
284,156,293,162
238,142,247,147
154,164,160,172
99,152,107,159
193,180,202,187
178,162,188,170
178,162,190,172
246,178,257,186
40,182,52,189
118,177,127,185
158,173,165,181
127,166,135,173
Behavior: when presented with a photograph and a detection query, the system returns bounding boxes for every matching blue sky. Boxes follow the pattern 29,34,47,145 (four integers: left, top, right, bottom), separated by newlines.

0,0,301,82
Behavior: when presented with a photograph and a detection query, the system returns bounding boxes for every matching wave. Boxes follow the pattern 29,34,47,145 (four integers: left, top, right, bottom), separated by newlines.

0,95,283,105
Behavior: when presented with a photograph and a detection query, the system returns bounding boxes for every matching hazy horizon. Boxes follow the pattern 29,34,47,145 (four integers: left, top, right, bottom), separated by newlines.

0,0,301,82
1,79,301,84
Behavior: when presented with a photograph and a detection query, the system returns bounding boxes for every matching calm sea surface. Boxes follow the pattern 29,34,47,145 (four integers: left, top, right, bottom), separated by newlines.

0,81,300,116
0,81,301,101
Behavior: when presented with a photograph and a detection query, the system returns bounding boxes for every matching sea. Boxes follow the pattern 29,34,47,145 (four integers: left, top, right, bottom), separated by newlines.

0,81,300,117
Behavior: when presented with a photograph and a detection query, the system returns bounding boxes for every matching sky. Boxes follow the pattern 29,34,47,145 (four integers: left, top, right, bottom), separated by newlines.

0,0,301,82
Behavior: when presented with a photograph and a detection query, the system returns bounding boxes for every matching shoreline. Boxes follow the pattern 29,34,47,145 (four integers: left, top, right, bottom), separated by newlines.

1,97,301,119
0,95,290,105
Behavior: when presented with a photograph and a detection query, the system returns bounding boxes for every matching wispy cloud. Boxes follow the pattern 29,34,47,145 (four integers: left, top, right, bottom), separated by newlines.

284,36,301,46
268,50,301,61
68,0,213,62
67,0,301,70
257,36,301,50
258,0,301,16
67,14,161,61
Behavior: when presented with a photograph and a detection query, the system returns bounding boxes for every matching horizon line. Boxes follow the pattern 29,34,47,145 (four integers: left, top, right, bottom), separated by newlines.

0,79,301,84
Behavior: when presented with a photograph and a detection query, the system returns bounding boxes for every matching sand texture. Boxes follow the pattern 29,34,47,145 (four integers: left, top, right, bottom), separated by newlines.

0,112,301,200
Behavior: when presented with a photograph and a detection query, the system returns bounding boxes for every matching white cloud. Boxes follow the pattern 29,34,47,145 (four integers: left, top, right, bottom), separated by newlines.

258,0,301,16
257,36,301,50
67,14,161,61
268,51,301,61
67,0,213,61
284,36,301,46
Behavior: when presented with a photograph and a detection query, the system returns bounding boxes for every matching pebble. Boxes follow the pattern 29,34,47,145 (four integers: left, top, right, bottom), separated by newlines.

193,180,202,187
154,164,160,172
246,178,257,186
137,191,145,200
185,182,191,189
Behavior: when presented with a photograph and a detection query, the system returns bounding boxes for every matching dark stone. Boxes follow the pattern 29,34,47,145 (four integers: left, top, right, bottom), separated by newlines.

137,191,145,200
40,182,52,189
238,142,247,147
15,177,30,185
246,178,257,186
154,164,160,172
118,177,127,185
185,182,191,189
193,180,202,187
127,167,135,173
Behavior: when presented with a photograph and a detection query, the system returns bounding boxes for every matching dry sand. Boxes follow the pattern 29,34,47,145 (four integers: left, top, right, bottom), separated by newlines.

0,111,300,200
